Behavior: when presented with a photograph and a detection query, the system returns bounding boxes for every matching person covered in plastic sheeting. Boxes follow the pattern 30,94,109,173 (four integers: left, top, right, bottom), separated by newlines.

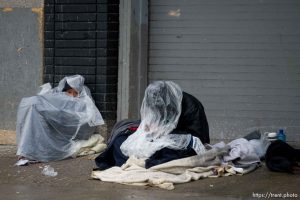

120,81,209,158
95,81,209,169
16,75,105,162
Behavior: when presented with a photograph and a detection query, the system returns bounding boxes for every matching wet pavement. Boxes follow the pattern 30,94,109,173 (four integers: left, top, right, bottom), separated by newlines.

0,145,299,200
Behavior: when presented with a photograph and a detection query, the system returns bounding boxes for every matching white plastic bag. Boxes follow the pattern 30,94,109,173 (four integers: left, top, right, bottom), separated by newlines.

191,136,206,155
41,165,58,177
121,131,192,158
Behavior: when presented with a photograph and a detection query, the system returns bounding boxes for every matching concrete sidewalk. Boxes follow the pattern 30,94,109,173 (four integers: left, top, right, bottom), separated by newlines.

0,131,16,145
0,145,299,200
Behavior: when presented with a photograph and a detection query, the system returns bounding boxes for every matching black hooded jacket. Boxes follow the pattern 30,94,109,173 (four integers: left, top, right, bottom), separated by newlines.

176,92,210,144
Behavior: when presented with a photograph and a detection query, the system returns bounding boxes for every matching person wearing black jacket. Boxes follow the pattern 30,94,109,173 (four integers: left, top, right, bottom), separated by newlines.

95,81,209,170
177,92,210,144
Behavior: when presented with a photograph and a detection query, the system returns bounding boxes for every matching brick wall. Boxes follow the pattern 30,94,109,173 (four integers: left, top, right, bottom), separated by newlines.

44,0,119,122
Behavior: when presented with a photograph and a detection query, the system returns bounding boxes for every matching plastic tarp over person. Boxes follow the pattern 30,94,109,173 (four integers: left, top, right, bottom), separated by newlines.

120,81,209,159
16,75,104,162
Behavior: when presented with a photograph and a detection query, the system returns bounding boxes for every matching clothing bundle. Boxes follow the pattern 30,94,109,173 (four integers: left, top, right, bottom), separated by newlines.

265,140,300,173
92,120,261,190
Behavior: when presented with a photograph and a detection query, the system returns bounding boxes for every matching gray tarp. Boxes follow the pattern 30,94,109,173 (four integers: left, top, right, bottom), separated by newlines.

16,75,104,162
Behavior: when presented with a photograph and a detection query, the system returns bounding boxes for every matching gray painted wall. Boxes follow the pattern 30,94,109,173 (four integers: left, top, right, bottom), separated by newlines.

118,0,148,120
0,1,43,130
148,0,300,141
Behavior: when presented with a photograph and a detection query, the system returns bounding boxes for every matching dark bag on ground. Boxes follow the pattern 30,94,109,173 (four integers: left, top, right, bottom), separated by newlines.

265,140,300,173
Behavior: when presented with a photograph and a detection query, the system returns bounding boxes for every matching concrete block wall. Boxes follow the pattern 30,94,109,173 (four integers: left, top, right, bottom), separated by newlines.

0,0,44,141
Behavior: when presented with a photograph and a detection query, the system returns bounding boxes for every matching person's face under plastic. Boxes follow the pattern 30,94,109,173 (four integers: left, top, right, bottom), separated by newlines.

65,88,79,97
144,83,179,125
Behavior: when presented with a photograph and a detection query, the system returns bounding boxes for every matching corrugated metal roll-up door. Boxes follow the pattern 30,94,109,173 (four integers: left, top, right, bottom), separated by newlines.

148,0,300,141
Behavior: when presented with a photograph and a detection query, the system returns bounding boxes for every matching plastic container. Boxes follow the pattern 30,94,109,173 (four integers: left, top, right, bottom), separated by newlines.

267,132,277,141
277,129,286,142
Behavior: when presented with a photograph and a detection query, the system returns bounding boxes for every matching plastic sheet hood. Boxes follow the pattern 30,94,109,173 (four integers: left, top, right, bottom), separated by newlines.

120,81,185,158
139,81,183,137
56,75,85,95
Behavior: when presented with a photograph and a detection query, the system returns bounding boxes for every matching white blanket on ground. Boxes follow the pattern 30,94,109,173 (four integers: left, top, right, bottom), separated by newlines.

91,146,258,190
73,134,107,157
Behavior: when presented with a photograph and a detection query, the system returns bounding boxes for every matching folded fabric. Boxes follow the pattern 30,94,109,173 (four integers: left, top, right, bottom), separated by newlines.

243,130,261,141
145,145,196,169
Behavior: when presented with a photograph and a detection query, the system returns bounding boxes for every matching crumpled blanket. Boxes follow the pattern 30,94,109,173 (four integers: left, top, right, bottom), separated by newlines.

15,134,107,166
91,146,258,190
222,138,261,165
72,134,107,158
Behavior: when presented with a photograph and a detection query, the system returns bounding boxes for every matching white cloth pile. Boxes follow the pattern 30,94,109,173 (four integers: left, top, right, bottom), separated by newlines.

73,134,107,157
92,146,258,190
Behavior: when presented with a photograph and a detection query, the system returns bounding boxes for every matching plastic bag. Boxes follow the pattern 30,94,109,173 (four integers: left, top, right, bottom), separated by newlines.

121,132,192,158
16,75,104,162
191,136,206,155
41,165,58,177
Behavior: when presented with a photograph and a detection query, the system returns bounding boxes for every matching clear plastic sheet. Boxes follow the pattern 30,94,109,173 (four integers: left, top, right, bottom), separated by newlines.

41,165,58,177
16,75,104,162
120,81,194,158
